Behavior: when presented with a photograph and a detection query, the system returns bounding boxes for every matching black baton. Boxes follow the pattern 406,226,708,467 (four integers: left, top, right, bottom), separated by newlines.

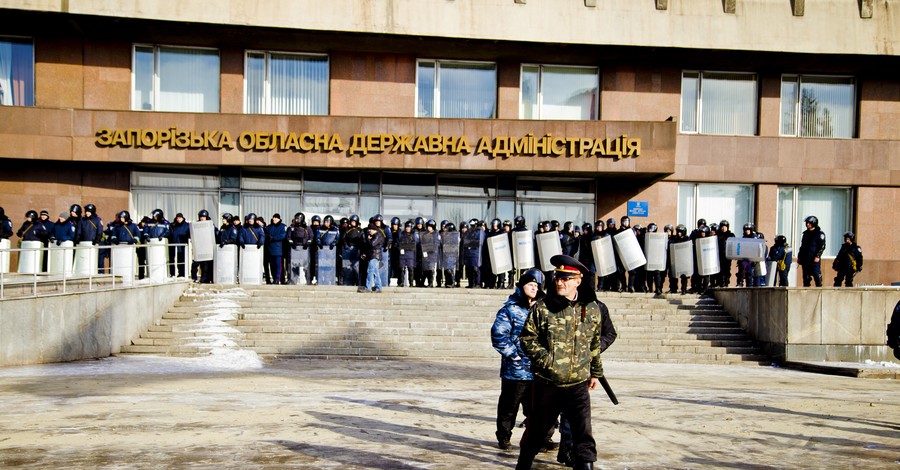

599,376,618,405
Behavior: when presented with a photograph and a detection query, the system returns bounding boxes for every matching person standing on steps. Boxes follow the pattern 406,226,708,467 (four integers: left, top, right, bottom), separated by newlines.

798,215,826,287
516,254,609,470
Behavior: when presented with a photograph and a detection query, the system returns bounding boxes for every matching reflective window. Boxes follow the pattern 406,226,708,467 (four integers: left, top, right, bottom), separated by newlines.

245,51,328,115
517,179,595,202
777,186,851,258
384,197,433,222
243,193,299,222
303,171,359,194
780,75,855,139
134,191,219,225
678,183,755,229
132,45,220,112
519,202,592,228
520,65,599,120
132,171,219,189
681,71,757,135
383,173,435,196
437,175,496,197
302,194,358,220
417,60,496,118
242,174,302,192
0,36,34,106
437,199,492,225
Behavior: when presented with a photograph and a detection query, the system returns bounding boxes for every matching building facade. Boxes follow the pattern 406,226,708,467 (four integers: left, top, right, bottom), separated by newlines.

1,0,898,284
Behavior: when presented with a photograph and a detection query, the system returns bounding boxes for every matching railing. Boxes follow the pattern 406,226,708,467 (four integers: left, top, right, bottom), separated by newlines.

0,242,190,299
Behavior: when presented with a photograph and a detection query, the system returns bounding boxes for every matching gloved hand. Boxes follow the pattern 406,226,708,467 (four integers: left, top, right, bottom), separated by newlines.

382,246,388,252
329,243,336,250
303,242,310,249
219,243,225,248
128,240,136,245
92,240,98,245
289,241,296,249
158,236,163,241
110,236,119,245
239,243,245,249
56,240,62,246
257,242,264,249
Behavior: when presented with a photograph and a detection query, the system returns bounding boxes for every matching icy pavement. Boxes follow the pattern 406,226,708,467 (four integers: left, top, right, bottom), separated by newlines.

0,357,898,469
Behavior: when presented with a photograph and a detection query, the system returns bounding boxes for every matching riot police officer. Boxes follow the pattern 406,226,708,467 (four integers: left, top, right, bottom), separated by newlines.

798,215,826,287
191,209,215,283
832,231,863,287
286,212,312,285
716,220,735,287
669,224,690,295
168,213,190,278
0,206,12,241
397,220,418,287
265,214,287,284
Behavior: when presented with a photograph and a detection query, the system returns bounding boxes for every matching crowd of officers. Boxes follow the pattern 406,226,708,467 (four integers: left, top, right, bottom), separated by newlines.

0,205,864,289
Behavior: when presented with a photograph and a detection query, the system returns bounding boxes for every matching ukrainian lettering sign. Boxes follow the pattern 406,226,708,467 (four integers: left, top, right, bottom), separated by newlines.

95,128,641,160
627,201,649,217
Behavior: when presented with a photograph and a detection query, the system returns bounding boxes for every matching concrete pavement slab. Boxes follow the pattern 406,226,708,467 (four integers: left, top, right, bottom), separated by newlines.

0,355,898,469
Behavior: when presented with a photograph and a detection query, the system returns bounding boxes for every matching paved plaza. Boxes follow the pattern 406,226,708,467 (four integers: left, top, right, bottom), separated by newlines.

0,354,898,469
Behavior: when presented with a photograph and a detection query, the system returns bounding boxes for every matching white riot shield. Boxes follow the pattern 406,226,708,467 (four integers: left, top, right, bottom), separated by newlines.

591,236,617,277
289,246,309,285
725,238,767,262
147,238,168,282
0,239,9,274
215,244,237,284
536,231,562,271
49,241,75,276
190,220,216,262
765,261,777,286
694,237,721,276
787,261,798,287
753,260,767,277
239,245,264,285
17,240,43,274
487,234,513,275
669,241,694,278
512,231,535,270
613,230,647,271
644,233,667,272
73,241,97,276
111,245,135,286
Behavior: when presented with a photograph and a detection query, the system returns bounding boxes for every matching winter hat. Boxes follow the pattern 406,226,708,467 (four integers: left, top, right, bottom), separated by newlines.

516,269,544,289
272,213,281,220
59,212,68,219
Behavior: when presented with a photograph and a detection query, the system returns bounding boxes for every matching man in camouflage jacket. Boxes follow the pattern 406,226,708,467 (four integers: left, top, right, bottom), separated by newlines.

516,254,606,470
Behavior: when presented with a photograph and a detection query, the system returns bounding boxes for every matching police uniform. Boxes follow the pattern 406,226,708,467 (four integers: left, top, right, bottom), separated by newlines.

517,255,607,470
798,216,826,287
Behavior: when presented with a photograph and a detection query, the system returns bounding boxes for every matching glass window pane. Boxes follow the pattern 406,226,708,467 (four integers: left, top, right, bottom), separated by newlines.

521,65,539,119
696,184,754,230
437,199,492,225
438,175,496,197
242,193,299,222
132,171,219,189
796,187,851,257
133,190,218,224
302,194,358,220
540,66,598,120
245,52,265,114
776,186,796,248
438,62,496,119
132,45,154,110
242,174,302,191
780,75,798,136
519,202,592,228
699,72,757,135
798,77,855,139
360,172,380,193
0,37,35,107
417,61,435,117
383,173,435,196
677,183,695,227
220,192,240,219
680,72,699,133
497,200,516,223
304,171,359,193
359,196,381,219
383,197,433,221
269,53,328,115
517,179,594,201
157,47,219,113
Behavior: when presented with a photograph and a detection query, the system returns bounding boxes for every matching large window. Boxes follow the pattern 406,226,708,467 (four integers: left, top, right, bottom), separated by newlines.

131,171,220,223
416,60,496,118
0,36,34,106
681,71,757,135
777,186,851,258
678,183,755,229
245,51,328,115
521,65,599,120
133,45,220,112
780,75,855,139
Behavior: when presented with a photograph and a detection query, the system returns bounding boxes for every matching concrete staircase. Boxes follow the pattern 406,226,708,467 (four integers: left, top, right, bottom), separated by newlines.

119,285,768,364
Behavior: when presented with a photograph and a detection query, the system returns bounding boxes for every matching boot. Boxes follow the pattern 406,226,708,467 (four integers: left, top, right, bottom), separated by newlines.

573,462,594,470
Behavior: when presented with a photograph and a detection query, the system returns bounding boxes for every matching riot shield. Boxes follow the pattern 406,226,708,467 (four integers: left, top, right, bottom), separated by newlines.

239,244,263,285
512,230,535,270
462,230,484,267
111,244,135,286
289,246,309,285
441,232,460,269
420,232,439,271
0,238,9,274
147,238,168,282
215,244,237,284
317,245,337,285
190,220,216,262
644,233,667,272
669,241,694,278
48,240,75,276
17,240,43,274
694,236,721,276
725,238,767,261
487,233,513,275
765,261,777,286
591,236,617,277
536,231,562,271
613,229,647,271
73,241,97,276
380,249,390,286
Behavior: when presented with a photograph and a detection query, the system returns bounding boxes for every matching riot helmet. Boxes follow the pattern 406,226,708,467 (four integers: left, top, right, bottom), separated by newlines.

594,219,605,231
606,218,616,227
415,217,425,227
246,213,257,222
709,223,719,233
804,215,819,228
634,224,644,233
198,209,210,220
469,218,479,227
844,231,855,242
426,219,436,229
175,213,185,223
349,215,360,226
446,223,456,232
440,219,449,229
117,210,131,222
390,216,400,227
550,220,560,231
514,215,525,229
404,221,413,229
563,221,574,232
540,220,551,231
663,224,674,234
323,215,334,227
699,225,711,236
69,204,83,217
339,217,349,227
675,224,687,236
647,223,658,233
774,235,787,246
311,215,321,225
459,221,469,231
374,214,384,223
719,220,730,229
743,223,755,233
620,216,631,227
502,220,512,229
582,222,593,233
491,218,501,230
25,210,38,220
151,209,164,222
84,203,97,215
697,218,707,227
222,213,233,224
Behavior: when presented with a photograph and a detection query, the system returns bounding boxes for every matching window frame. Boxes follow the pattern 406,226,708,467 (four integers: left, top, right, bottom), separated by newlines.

779,74,856,139
243,49,330,115
0,35,35,107
415,58,498,119
680,70,759,136
519,63,600,120
776,185,853,258
131,43,221,113
677,182,756,229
